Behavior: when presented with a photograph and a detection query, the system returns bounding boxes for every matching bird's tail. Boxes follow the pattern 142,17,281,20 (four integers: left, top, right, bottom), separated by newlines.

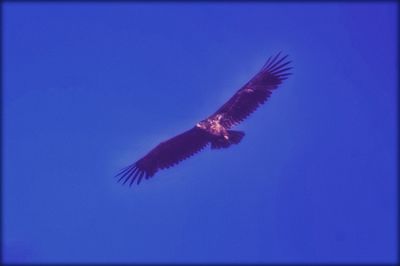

228,130,245,144
211,130,245,149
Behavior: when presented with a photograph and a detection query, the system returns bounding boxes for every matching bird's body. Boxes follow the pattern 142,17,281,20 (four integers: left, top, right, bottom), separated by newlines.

197,115,228,139
116,52,292,186
196,114,245,149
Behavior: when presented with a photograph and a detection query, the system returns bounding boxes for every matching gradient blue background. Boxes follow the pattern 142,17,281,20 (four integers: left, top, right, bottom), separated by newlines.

3,3,397,264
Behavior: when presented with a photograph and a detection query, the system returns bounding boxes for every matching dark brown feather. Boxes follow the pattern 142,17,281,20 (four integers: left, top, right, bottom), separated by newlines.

211,52,292,128
116,127,211,186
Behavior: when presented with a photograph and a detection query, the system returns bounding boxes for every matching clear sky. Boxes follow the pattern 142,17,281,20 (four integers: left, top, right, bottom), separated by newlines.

4,2,397,264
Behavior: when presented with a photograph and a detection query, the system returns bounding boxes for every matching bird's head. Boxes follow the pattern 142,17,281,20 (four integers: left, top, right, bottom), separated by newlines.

196,121,207,130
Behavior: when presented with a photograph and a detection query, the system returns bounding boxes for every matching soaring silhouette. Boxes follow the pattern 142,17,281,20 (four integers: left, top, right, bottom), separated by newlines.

117,53,292,186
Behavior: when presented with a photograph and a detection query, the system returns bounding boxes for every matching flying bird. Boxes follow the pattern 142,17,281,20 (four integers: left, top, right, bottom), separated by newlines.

117,52,292,186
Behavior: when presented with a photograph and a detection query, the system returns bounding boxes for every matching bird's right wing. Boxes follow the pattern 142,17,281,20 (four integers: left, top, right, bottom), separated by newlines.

210,53,292,128
116,126,210,186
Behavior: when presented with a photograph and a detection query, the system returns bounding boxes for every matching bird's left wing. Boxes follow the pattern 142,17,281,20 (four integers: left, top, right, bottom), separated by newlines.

116,126,210,186
211,53,292,128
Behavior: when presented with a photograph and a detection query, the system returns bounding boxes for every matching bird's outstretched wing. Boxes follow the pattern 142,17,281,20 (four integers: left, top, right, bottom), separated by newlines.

116,127,210,186
211,52,292,128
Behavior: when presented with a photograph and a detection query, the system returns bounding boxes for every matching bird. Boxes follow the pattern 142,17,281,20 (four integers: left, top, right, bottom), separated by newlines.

116,52,292,186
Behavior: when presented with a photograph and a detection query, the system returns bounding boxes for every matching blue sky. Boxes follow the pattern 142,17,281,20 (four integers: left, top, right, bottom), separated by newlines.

4,2,397,264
